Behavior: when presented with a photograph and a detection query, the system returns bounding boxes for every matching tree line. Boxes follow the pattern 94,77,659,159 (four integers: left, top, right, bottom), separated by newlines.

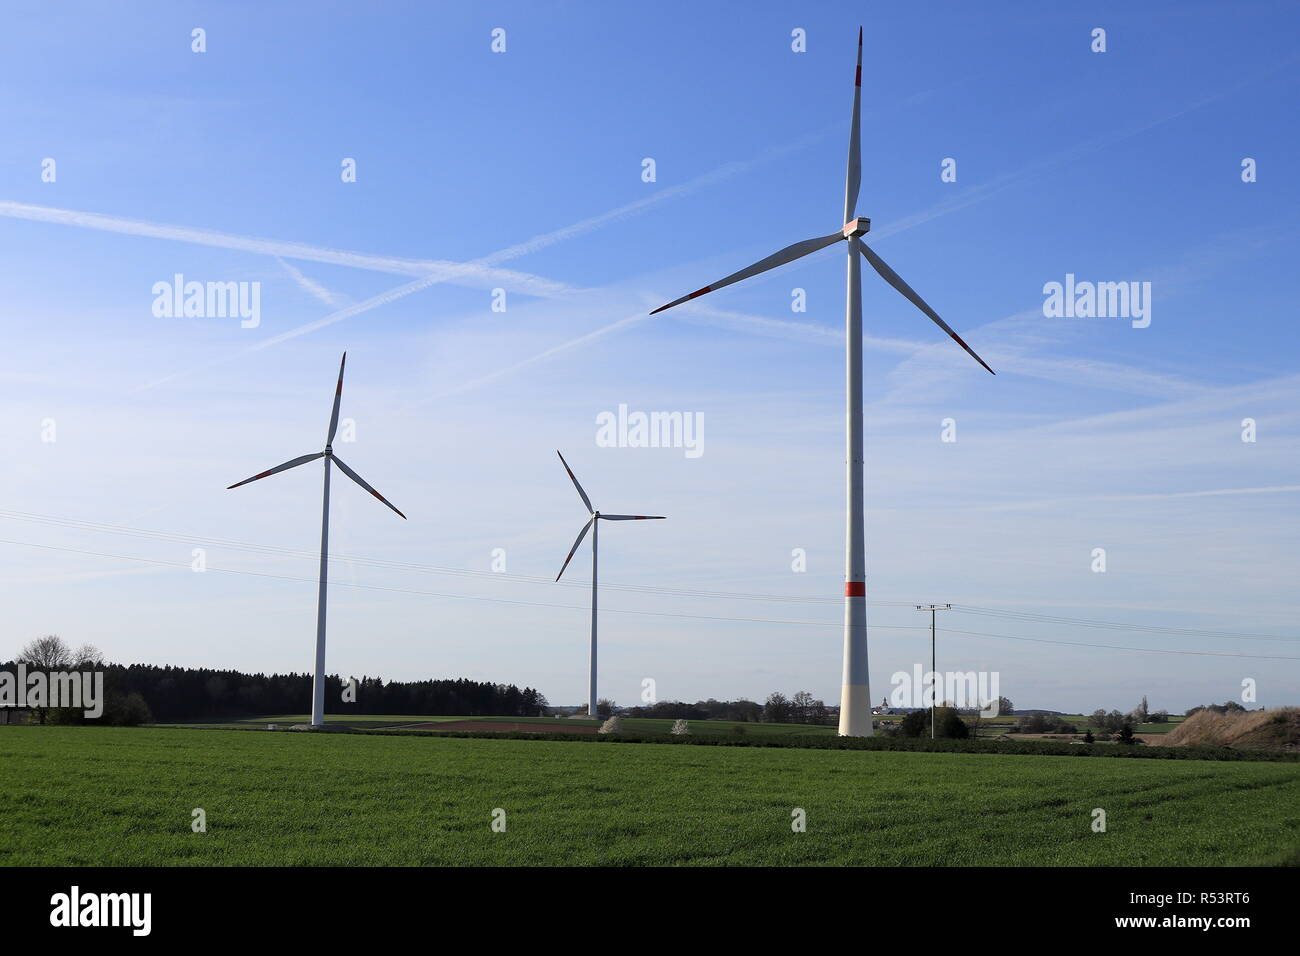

619,690,834,725
3,635,548,724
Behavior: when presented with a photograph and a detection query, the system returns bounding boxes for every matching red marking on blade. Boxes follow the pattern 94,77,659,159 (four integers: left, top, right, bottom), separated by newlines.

687,287,711,300
855,65,861,87
949,331,996,375
845,582,866,597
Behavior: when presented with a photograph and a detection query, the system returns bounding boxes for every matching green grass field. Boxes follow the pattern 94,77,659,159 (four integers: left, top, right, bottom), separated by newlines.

172,712,1186,738
3,725,1297,866
181,714,841,736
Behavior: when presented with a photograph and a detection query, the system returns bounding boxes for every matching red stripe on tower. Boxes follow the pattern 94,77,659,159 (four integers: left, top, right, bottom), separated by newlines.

844,582,866,597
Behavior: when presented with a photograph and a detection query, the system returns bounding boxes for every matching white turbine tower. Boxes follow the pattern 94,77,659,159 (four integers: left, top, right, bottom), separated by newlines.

227,353,406,728
649,29,994,736
554,451,664,720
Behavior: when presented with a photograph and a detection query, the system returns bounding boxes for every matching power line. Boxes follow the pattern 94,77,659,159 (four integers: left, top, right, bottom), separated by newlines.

2,535,1298,662
939,626,1300,661
949,604,1295,643
2,509,1294,645
0,537,871,630
0,509,881,607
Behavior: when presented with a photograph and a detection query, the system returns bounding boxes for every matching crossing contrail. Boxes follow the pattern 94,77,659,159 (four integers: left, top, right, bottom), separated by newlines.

0,199,571,296
119,132,829,392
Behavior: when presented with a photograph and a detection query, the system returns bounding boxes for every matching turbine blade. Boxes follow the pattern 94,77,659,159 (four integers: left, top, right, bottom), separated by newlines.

599,515,666,520
226,452,324,489
860,243,996,375
326,352,347,444
556,450,593,513
843,26,863,222
649,232,844,315
331,455,407,519
556,517,594,581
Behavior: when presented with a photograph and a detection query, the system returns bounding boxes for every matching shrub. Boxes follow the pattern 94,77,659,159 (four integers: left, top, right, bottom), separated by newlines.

352,725,1300,761
1014,715,1078,735
895,708,968,739
108,692,153,726
670,719,689,736
934,707,969,740
897,711,927,737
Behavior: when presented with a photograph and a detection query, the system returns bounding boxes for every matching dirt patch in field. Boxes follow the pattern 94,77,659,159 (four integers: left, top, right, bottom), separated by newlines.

399,721,601,735
1166,708,1300,751
1004,732,1170,746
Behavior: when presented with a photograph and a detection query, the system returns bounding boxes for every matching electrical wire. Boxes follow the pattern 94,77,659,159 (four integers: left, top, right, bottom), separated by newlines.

2,535,1298,662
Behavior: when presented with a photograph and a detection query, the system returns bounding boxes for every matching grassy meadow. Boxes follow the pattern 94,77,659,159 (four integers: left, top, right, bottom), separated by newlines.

2,724,1297,866
181,713,841,736
177,711,1185,737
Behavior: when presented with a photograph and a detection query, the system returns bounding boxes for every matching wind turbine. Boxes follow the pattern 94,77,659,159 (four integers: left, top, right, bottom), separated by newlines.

554,451,664,720
227,353,406,728
649,29,994,736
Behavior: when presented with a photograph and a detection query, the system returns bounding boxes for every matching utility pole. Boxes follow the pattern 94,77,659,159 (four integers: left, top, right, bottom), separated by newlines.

915,604,951,739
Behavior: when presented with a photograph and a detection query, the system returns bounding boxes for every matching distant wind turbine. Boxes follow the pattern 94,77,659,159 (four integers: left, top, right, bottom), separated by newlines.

649,29,994,736
554,451,664,720
227,353,406,728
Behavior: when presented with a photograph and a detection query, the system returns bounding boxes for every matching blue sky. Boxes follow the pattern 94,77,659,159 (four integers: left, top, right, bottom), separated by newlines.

1,1,1297,714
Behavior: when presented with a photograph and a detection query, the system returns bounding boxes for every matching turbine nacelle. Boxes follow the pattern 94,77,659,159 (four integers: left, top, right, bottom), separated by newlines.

842,217,871,238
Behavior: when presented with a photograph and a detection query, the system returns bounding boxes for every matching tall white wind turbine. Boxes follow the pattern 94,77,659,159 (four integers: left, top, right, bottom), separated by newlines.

227,353,406,728
554,451,664,720
649,29,994,736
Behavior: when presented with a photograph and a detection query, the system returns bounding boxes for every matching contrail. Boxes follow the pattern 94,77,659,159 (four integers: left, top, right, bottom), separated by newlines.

484,134,821,263
255,132,828,343
136,267,494,390
0,199,571,296
132,134,828,392
981,485,1300,513
424,307,657,401
420,300,930,402
440,63,1300,401
276,258,348,309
